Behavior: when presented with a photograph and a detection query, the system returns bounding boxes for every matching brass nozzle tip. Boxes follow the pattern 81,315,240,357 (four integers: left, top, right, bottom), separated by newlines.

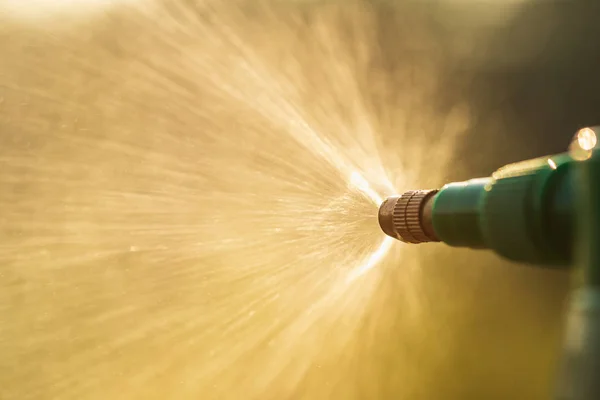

378,190,440,244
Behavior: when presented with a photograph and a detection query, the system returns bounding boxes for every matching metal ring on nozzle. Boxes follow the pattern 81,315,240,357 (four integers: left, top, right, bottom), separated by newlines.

378,190,440,244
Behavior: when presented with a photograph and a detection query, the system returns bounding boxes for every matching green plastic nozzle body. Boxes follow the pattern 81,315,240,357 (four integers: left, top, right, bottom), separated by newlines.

431,153,574,266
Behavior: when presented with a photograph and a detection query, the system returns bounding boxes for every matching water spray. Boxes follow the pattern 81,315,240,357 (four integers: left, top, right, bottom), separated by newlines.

377,126,600,400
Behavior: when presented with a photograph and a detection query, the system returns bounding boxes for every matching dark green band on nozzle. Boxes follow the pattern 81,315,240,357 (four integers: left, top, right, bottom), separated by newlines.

481,154,573,265
432,179,490,248
574,149,600,285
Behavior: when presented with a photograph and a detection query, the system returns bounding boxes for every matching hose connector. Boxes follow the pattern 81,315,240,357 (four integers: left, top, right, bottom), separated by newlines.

378,190,440,244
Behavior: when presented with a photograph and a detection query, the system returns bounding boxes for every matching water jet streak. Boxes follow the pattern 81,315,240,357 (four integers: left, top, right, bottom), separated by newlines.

347,237,395,282
349,171,384,205
346,171,394,280
0,2,471,400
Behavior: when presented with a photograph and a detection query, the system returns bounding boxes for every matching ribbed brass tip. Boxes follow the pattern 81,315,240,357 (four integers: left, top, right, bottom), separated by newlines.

378,190,440,244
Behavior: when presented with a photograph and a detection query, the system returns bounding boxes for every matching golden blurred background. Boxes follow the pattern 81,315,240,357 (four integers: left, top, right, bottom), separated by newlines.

1,0,600,399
